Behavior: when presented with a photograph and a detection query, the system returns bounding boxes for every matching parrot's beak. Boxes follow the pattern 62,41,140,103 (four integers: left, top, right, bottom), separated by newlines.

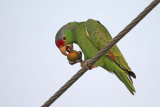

59,44,73,56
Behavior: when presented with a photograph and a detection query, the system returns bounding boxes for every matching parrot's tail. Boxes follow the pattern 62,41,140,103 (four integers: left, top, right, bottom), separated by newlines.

114,69,136,95
99,56,136,94
127,71,136,79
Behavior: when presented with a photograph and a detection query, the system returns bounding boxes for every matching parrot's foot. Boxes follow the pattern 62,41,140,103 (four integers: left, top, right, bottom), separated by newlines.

83,59,96,70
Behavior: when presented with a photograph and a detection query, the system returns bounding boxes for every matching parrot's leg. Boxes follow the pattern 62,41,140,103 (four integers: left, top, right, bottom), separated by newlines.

80,60,84,67
83,59,96,70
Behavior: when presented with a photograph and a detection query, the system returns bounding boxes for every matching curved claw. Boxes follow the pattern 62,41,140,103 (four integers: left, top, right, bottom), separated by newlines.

83,59,96,70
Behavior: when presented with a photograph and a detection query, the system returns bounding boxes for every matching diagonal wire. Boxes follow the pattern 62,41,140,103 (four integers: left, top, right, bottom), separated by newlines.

42,0,160,106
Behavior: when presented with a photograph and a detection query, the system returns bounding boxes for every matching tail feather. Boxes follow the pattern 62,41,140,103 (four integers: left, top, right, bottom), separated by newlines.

124,70,133,84
128,71,136,79
99,56,136,94
113,70,136,95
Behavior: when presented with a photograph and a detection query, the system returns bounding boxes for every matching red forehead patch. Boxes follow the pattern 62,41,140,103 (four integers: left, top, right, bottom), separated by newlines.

56,40,65,48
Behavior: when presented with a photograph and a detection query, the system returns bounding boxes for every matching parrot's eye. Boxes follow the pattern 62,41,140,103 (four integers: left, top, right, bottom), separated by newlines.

62,35,66,40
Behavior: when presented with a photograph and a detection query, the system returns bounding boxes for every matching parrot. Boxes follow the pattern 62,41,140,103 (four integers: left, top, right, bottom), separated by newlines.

55,19,136,95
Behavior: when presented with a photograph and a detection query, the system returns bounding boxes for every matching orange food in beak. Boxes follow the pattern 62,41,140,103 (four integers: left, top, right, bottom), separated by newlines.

67,51,81,61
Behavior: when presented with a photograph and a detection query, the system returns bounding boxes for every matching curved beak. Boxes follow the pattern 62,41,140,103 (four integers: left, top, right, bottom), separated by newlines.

59,44,73,56
59,46,68,56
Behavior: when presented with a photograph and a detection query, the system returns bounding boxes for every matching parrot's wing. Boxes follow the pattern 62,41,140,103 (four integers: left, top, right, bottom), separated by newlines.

85,19,132,72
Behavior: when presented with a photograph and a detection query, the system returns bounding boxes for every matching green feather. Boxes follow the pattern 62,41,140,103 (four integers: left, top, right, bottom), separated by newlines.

85,19,132,71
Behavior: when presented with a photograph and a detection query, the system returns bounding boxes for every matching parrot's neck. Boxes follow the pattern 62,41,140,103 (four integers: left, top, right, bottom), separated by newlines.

65,22,86,44
75,22,96,60
74,22,86,43
67,22,99,61
64,22,80,44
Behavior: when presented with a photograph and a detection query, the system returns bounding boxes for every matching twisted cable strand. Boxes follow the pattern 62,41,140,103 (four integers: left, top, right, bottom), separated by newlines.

42,0,160,106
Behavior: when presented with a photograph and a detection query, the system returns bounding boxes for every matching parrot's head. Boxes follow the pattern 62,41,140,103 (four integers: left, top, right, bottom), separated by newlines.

55,22,77,56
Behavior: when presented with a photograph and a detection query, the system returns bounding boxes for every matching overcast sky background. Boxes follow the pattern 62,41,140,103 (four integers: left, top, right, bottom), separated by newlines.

0,0,160,107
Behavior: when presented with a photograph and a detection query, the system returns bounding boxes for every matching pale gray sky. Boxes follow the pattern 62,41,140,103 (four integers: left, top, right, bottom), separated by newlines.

0,0,160,107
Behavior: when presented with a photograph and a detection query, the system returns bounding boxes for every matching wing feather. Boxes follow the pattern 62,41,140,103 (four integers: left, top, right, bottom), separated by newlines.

85,19,131,71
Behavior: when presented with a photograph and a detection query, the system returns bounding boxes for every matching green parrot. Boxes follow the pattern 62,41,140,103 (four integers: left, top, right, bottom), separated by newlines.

55,19,136,95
